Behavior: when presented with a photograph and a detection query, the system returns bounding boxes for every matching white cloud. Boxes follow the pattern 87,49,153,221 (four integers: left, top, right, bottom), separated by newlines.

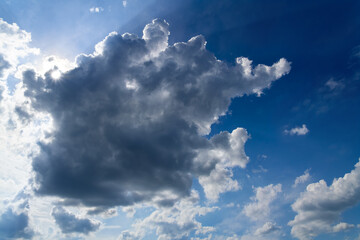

289,159,360,240
0,19,48,205
293,169,311,187
123,1,127,7
255,222,280,235
243,184,282,221
325,78,344,91
284,124,309,136
89,7,104,13
332,222,355,232
252,165,268,174
197,128,249,201
0,18,39,80
118,190,216,240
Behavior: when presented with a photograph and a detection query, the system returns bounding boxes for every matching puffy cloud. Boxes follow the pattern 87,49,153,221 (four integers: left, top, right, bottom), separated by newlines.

284,124,309,136
0,18,39,80
18,19,290,208
0,20,45,201
197,128,249,201
254,222,280,236
0,207,33,239
52,206,100,235
293,169,311,187
118,190,216,240
243,184,282,221
332,222,355,232
289,159,360,240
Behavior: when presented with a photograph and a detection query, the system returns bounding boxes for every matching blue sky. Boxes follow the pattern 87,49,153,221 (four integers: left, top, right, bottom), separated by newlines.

0,0,360,239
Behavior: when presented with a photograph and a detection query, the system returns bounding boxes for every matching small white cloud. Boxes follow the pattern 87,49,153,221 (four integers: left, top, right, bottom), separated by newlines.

255,222,280,235
293,169,310,187
325,78,344,91
123,1,127,7
252,165,268,174
243,184,282,221
333,222,355,232
225,202,235,208
89,7,104,13
284,124,309,136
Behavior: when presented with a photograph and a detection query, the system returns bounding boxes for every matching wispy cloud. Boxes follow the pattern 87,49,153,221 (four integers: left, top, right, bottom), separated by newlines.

89,7,104,13
284,124,309,136
293,169,311,187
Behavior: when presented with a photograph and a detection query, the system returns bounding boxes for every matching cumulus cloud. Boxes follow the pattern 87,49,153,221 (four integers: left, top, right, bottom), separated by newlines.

197,128,249,201
284,124,309,136
52,206,100,235
293,169,311,187
17,19,290,208
332,222,355,232
0,19,46,210
243,184,282,221
118,190,216,240
0,18,39,80
254,222,280,235
289,159,360,240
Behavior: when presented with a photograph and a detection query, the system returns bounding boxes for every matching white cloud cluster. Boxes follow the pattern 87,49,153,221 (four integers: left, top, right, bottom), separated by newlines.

243,184,282,221
0,19,48,203
284,124,309,136
118,190,216,240
197,128,249,201
332,222,355,232
0,18,39,80
237,184,283,240
293,169,311,187
289,159,360,240
254,222,280,236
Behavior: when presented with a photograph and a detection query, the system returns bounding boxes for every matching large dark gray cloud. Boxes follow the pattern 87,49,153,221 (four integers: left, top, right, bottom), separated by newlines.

52,206,100,234
0,208,33,239
21,19,290,208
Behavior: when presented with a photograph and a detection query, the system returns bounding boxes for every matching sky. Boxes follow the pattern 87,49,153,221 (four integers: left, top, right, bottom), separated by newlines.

0,0,360,239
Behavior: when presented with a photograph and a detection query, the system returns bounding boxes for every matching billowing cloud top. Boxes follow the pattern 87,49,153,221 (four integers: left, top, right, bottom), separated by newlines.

289,159,360,240
19,19,290,208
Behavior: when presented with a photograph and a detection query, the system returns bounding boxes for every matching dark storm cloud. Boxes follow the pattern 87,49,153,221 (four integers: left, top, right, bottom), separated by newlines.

52,206,100,234
0,208,33,239
22,19,290,208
